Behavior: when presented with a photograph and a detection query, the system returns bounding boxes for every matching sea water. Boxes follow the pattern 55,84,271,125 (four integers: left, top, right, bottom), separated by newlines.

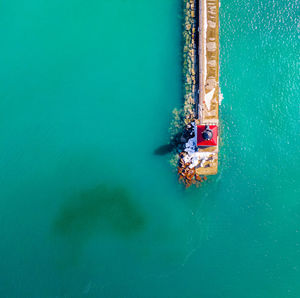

0,0,299,297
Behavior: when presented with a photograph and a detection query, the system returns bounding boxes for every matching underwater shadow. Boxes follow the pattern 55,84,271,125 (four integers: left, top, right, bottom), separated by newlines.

53,184,146,239
154,143,175,155
52,184,146,266
153,132,185,156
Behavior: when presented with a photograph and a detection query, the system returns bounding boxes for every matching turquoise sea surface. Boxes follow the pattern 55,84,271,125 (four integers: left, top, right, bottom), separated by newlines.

0,0,299,297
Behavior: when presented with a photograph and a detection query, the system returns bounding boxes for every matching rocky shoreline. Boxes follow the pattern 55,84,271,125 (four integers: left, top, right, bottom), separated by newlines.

182,0,198,125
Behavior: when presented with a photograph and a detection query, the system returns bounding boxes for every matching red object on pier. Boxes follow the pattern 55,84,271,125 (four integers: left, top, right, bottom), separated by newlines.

197,125,218,147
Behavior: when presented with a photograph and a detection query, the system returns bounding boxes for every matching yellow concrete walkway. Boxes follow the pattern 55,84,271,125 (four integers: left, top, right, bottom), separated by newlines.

196,0,219,175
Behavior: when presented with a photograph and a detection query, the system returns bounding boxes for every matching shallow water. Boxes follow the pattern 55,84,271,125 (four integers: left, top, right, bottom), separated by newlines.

0,0,299,297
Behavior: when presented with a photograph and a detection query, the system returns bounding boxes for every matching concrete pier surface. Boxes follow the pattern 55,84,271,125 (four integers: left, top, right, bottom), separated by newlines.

196,0,219,175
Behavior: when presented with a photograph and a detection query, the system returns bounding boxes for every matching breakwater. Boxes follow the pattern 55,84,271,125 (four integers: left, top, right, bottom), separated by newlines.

171,0,220,187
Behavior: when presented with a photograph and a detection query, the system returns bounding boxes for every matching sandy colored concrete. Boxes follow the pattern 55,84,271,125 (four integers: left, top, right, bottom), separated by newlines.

197,0,219,175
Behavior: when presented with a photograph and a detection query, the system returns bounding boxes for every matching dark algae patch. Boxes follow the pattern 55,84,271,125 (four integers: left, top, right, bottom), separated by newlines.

53,184,146,240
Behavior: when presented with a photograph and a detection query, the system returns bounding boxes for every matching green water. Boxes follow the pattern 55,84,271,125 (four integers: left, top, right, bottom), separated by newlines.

0,0,299,297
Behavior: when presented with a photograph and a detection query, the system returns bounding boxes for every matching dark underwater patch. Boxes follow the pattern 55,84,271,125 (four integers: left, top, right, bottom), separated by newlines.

53,184,146,239
154,143,175,155
153,132,186,156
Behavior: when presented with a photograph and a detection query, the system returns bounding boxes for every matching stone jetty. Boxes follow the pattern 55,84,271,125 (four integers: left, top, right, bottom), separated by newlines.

175,0,220,187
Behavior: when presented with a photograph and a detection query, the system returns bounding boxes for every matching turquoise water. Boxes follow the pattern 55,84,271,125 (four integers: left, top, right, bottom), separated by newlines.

0,0,299,297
